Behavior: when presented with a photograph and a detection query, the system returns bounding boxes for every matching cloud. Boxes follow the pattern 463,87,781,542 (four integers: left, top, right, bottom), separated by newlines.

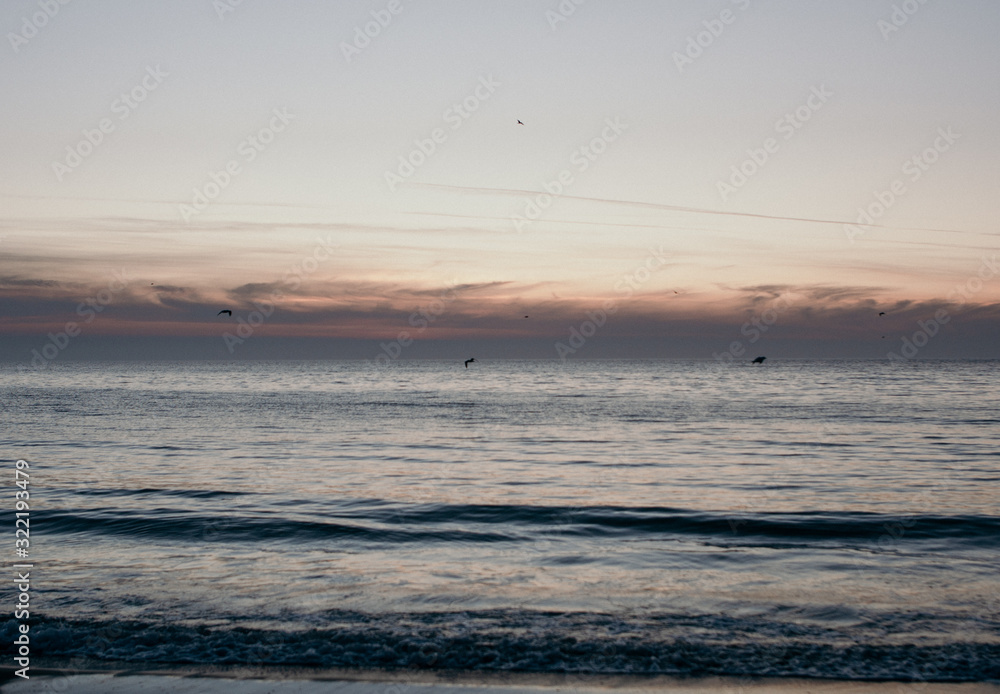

0,276,67,289
3,266,1000,361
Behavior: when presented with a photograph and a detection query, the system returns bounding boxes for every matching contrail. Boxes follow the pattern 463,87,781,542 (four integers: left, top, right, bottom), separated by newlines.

415,183,997,239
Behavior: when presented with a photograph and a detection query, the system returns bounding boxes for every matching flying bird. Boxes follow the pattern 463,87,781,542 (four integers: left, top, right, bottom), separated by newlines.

217,309,232,317
752,356,766,364
464,358,476,368
879,312,886,316
524,315,529,318
517,120,524,125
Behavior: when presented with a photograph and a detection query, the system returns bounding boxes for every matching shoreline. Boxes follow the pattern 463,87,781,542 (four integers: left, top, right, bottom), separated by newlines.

3,666,999,694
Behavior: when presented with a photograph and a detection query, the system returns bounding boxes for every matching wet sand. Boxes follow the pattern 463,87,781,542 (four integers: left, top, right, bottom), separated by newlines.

3,668,999,694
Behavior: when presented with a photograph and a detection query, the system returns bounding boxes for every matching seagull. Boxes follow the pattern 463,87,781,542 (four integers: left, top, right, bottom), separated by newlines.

752,356,766,364
217,309,232,317
517,120,524,125
464,358,476,368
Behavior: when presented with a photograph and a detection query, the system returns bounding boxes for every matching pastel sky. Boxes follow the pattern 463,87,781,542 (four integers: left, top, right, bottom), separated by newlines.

2,0,999,362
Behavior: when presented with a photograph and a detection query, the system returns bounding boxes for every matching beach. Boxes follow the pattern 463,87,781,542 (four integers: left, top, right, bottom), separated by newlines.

4,668,1000,694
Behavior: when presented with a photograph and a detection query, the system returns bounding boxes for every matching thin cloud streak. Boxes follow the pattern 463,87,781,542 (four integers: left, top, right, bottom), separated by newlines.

416,183,998,239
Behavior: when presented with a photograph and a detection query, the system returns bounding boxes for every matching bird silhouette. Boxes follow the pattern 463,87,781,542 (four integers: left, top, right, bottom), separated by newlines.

517,120,524,125
217,309,232,317
464,358,476,368
879,312,886,316
752,356,766,364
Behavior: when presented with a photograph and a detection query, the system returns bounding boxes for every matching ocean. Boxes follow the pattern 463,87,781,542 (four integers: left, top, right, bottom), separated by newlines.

2,359,998,682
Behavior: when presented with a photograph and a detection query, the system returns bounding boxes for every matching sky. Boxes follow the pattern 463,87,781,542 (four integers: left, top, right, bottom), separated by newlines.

2,0,999,363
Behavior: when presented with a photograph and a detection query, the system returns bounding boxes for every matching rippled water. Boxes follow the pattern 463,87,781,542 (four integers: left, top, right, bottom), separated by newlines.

2,360,998,680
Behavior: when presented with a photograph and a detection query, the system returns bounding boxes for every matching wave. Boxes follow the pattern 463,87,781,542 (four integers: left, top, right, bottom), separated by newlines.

9,610,999,681
38,509,516,544
37,503,1000,548
75,487,244,499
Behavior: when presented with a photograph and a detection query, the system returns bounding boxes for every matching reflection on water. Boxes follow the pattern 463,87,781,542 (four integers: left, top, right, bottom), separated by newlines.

2,359,998,678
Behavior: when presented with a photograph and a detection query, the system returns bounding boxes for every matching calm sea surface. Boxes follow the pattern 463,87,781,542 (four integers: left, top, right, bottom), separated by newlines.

2,360,998,680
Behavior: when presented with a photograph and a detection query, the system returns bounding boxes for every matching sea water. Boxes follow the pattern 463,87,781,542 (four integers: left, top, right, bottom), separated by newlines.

1,359,998,680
